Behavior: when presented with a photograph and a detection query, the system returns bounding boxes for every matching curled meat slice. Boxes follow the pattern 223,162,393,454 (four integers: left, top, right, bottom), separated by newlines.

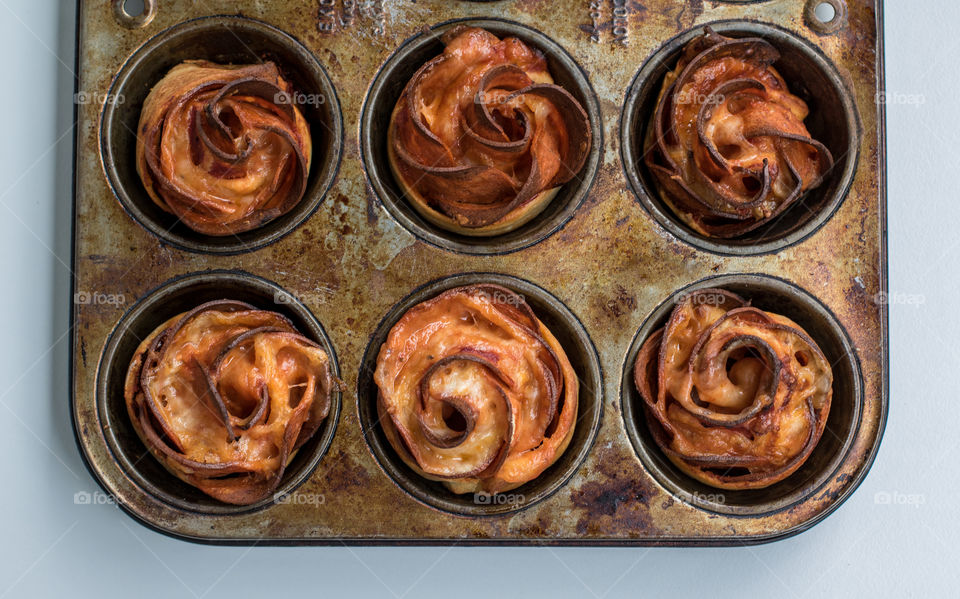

388,27,592,236
124,300,335,505
374,285,578,494
136,60,312,236
634,289,833,489
644,28,833,238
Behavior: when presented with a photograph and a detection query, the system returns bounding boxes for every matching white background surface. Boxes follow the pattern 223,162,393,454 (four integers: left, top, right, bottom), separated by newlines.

0,1,955,597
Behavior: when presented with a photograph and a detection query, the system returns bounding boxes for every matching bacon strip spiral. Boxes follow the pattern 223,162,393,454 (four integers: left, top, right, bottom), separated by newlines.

633,289,833,489
644,28,834,238
388,26,592,236
136,60,312,236
124,300,335,505
374,285,578,494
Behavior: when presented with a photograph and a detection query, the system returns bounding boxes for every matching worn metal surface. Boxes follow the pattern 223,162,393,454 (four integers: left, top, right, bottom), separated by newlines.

71,0,887,544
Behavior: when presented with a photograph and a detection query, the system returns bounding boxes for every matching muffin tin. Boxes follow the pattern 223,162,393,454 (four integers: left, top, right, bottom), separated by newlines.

72,0,887,545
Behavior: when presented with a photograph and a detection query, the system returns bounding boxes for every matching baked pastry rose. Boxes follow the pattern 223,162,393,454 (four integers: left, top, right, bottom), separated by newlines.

124,300,335,505
388,26,592,236
374,285,578,494
644,28,834,238
136,60,311,236
633,289,833,490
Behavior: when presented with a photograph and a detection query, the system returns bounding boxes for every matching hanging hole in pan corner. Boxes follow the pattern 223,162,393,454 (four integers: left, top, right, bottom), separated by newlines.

805,0,846,35
113,0,156,29
815,2,836,22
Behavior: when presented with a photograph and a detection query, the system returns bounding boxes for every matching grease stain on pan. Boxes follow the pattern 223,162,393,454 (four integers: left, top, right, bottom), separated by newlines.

325,449,373,491
570,449,654,536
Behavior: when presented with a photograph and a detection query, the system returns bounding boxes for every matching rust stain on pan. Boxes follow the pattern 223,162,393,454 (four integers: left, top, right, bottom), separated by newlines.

71,0,886,545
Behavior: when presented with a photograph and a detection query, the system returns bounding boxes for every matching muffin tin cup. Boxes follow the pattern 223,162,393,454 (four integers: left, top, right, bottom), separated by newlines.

359,17,603,255
357,273,604,516
99,15,344,254
620,19,861,256
620,273,863,516
95,270,342,515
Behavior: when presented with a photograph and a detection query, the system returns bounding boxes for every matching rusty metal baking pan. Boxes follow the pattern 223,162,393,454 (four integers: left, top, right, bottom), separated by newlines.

71,0,887,545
